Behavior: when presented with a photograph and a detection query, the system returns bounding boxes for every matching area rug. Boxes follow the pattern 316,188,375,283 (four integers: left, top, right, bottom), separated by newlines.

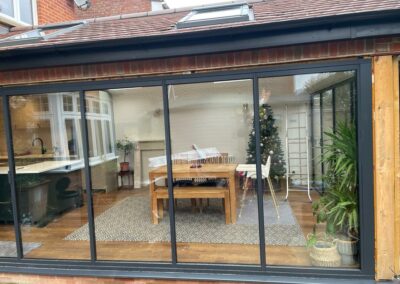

0,241,41,257
65,195,306,246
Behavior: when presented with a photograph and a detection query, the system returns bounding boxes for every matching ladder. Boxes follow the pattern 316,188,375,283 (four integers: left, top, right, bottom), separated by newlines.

284,105,312,202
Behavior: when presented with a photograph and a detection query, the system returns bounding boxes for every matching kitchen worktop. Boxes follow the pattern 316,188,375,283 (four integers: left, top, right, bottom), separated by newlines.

0,160,83,174
0,154,77,160
0,155,118,174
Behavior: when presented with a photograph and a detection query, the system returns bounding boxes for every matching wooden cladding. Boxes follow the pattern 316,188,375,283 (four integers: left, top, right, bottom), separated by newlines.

394,56,400,277
373,55,400,280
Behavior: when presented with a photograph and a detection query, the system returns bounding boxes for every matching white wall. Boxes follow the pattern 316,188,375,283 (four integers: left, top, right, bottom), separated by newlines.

110,87,165,168
111,87,165,142
168,82,253,164
110,82,253,165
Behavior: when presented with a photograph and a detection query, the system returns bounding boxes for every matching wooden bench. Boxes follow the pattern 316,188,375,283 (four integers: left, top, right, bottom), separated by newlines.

152,186,231,224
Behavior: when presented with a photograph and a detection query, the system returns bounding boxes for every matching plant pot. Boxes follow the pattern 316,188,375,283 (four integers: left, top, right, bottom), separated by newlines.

309,240,341,267
336,235,358,265
120,162,130,172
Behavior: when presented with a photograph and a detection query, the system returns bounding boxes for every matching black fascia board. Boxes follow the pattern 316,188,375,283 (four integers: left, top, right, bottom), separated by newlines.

0,8,399,71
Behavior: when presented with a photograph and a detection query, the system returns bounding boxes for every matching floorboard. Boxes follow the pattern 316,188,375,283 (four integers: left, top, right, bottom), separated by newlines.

0,187,320,267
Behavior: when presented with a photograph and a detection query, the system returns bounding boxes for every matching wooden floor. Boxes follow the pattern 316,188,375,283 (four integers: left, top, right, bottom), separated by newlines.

0,187,319,266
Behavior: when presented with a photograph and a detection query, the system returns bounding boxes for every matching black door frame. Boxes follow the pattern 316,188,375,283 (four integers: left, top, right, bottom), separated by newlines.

0,59,374,281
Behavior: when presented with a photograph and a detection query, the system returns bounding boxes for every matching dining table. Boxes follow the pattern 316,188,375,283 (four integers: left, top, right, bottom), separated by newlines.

148,163,238,224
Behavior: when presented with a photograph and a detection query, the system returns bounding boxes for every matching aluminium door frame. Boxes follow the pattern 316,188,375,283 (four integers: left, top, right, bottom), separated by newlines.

0,58,374,281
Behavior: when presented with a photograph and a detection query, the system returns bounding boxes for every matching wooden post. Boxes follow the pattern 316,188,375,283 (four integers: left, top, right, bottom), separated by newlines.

393,56,400,277
373,55,399,280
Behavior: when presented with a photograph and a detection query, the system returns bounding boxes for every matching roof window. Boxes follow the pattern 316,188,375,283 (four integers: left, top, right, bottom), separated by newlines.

176,2,252,29
0,22,85,47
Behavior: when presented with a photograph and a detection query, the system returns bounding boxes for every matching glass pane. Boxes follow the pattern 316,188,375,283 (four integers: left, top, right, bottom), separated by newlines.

87,120,95,157
311,95,322,188
19,0,33,24
94,120,104,156
63,95,73,112
104,121,113,154
321,90,333,142
189,7,243,21
0,0,14,17
168,79,259,265
85,87,170,262
335,83,353,125
259,71,359,268
9,92,90,260
0,99,17,258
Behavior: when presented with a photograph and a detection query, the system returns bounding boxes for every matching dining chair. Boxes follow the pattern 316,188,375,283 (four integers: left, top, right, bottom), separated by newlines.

244,156,280,218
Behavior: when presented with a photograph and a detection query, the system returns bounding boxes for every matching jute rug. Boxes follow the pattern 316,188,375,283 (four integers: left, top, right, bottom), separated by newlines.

65,194,306,246
0,241,41,257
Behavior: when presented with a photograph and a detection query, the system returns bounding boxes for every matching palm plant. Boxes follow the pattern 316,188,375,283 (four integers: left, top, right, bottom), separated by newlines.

312,122,359,236
321,122,357,192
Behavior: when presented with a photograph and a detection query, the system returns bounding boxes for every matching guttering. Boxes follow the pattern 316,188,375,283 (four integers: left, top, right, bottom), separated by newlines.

0,8,399,71
0,13,29,28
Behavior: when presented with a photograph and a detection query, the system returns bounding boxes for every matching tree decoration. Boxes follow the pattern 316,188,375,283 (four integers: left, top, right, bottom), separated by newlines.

247,103,286,180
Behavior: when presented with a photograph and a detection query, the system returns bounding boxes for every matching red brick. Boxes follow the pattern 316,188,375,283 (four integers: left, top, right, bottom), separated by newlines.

391,42,400,52
319,43,329,57
226,53,235,66
293,45,302,60
37,0,151,25
365,39,374,53
241,50,252,65
1,36,400,86
283,46,294,62
75,0,151,20
355,39,365,54
266,48,277,63
249,50,259,64
276,47,285,62
37,0,75,25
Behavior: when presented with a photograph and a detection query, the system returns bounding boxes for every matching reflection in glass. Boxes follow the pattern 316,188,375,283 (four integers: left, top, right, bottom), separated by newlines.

259,71,359,268
9,92,90,260
86,87,171,262
168,80,260,264
1,0,14,17
0,99,17,258
19,0,34,24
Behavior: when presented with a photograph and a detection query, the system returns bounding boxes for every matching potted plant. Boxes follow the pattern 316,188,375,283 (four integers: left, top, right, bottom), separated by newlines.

116,137,135,172
312,122,359,265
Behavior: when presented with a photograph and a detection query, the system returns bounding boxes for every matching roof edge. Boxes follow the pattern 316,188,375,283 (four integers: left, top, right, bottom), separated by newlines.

10,0,264,32
0,8,399,71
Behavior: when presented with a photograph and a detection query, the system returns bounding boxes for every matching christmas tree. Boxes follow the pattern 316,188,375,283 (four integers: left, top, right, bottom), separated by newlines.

247,103,286,180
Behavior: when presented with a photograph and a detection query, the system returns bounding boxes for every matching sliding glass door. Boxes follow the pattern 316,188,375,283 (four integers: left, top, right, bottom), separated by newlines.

81,87,171,262
8,92,91,260
0,99,17,258
0,60,373,278
259,71,360,268
167,79,260,264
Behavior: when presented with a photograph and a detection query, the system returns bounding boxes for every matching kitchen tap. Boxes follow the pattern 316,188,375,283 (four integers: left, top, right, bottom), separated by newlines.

32,137,46,155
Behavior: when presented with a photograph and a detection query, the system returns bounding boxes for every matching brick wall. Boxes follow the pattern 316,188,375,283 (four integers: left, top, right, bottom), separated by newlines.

1,36,399,86
75,0,151,20
36,0,152,25
37,0,76,25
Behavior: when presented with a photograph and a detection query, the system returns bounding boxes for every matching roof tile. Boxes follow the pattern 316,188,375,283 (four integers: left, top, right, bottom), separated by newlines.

0,0,399,52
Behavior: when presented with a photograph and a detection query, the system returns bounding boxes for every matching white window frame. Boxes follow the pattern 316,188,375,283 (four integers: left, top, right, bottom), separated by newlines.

83,94,116,164
0,0,37,26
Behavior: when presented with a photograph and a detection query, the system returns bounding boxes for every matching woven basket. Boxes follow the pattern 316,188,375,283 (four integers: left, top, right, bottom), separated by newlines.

309,240,341,267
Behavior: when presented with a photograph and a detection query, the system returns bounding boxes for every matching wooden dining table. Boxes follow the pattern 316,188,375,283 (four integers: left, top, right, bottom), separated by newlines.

149,163,238,224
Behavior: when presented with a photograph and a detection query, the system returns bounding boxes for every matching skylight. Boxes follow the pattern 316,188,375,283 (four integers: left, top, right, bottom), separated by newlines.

0,22,85,48
176,2,252,29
